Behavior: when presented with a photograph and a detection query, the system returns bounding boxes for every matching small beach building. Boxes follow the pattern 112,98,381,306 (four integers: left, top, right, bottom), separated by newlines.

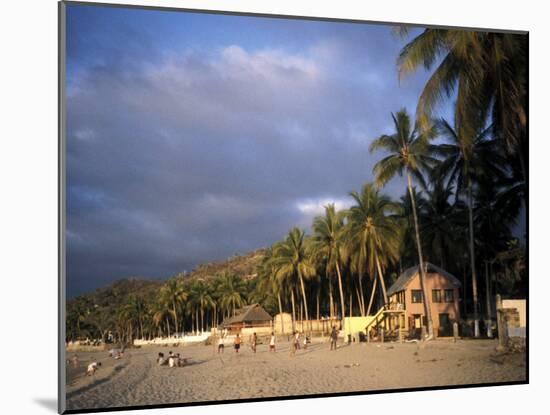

386,262,461,337
219,303,273,334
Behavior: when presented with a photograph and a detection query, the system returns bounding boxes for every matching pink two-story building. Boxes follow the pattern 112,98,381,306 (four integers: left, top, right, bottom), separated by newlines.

387,262,461,337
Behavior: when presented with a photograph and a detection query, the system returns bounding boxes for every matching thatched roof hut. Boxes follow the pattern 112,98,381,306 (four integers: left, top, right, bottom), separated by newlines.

220,304,272,331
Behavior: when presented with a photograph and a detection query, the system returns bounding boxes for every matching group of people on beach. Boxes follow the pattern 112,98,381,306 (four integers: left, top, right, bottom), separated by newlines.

82,326,340,378
157,351,187,367
290,331,309,355
215,326,339,356
217,332,277,353
69,345,126,377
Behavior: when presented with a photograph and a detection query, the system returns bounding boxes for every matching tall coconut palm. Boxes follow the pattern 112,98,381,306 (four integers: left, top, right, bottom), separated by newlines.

256,248,287,328
272,228,316,330
216,271,245,317
369,108,437,337
126,295,147,340
396,189,424,271
346,183,401,313
397,29,527,181
152,293,172,337
433,118,506,336
160,278,188,336
311,204,347,322
189,280,215,332
418,170,466,270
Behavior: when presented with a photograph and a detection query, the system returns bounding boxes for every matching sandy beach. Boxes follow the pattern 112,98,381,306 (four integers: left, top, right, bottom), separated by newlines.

66,337,526,411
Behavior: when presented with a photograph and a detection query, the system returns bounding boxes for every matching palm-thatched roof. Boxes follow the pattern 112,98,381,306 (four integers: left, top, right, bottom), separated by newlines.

220,304,272,327
387,262,461,297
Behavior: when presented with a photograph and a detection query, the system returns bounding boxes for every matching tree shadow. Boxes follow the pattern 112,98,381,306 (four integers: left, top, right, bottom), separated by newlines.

34,398,57,413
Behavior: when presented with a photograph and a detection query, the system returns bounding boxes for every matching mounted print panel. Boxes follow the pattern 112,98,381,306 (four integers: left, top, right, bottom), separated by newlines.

59,1,528,413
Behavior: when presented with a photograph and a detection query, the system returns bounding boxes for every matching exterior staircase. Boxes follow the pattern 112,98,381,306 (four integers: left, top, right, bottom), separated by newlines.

364,305,407,341
364,305,388,333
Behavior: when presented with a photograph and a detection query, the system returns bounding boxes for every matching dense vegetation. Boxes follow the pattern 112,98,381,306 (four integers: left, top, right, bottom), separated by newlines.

66,29,526,343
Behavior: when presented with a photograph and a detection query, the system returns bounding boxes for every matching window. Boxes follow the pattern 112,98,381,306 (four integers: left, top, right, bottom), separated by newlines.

432,289,442,303
411,290,423,303
444,289,454,303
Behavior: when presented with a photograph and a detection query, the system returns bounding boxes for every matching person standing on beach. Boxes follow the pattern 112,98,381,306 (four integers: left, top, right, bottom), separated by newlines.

269,332,276,352
290,331,300,356
217,334,225,354
330,326,338,351
251,332,257,353
234,333,241,353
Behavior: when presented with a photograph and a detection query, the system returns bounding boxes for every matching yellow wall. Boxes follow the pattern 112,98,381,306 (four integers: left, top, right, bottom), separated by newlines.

502,299,526,327
342,316,376,337
273,314,342,334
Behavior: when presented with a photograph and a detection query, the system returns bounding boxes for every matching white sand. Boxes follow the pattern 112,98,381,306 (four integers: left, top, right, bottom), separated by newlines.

66,338,526,411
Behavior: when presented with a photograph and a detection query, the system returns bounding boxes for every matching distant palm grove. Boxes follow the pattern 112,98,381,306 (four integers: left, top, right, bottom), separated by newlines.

66,29,526,343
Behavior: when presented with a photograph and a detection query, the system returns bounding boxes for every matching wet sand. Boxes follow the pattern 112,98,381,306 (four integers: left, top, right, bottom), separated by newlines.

66,338,526,411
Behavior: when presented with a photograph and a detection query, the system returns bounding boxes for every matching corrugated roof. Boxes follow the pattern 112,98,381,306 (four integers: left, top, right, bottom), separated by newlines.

220,303,272,327
387,262,461,296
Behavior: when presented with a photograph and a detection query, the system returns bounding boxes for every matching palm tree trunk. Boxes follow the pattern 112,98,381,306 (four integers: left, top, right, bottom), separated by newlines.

172,301,179,336
468,182,480,337
298,272,310,330
348,292,353,338
316,286,320,320
335,262,346,322
213,303,217,327
201,305,204,333
328,273,335,320
462,266,468,316
166,317,170,338
375,254,389,305
196,309,199,334
366,277,378,316
407,172,433,338
485,260,492,337
277,292,285,334
357,275,366,316
355,285,364,316
299,301,304,331
290,289,296,332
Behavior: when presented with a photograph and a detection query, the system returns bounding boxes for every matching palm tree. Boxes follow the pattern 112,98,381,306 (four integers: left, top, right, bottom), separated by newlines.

151,293,172,337
346,183,401,313
418,170,465,270
272,228,316,331
216,271,245,317
256,248,287,329
160,278,187,336
190,280,215,332
369,108,437,337
433,118,506,337
311,204,347,322
397,29,527,181
126,295,147,339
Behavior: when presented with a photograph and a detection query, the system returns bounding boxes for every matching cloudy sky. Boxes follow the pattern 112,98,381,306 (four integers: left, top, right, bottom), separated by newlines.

65,4,451,297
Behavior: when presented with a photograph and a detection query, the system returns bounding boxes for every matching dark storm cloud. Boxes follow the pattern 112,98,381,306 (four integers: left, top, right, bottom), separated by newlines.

66,8,435,296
